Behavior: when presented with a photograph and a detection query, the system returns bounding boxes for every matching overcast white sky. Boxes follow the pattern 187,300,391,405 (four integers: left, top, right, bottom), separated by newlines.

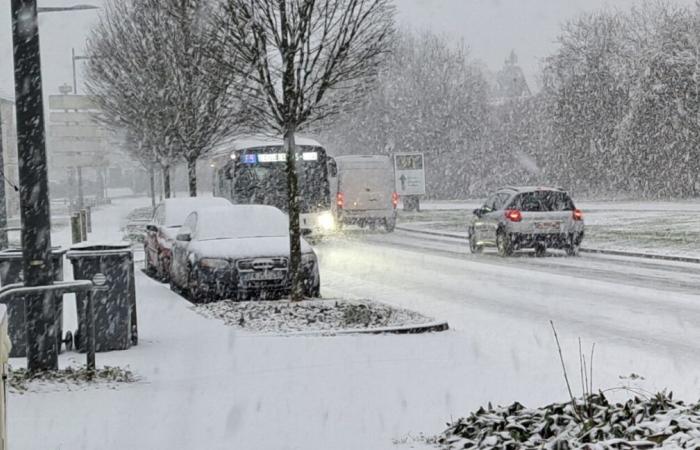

0,0,697,100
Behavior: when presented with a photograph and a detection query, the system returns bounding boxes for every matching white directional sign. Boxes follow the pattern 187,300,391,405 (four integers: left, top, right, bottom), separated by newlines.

394,153,426,196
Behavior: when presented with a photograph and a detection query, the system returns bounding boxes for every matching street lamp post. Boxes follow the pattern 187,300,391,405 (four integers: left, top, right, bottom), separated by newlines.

10,1,99,372
11,0,56,371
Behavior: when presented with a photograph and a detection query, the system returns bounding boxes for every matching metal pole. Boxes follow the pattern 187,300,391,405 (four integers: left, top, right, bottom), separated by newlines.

11,0,57,372
86,291,95,371
77,166,84,210
0,108,8,249
72,47,77,95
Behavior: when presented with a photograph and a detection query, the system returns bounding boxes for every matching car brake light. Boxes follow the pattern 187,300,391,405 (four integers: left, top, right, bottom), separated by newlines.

336,192,344,209
573,209,583,221
391,192,399,208
505,209,522,222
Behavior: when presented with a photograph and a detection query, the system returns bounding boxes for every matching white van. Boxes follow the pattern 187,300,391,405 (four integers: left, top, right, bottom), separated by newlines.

334,155,398,232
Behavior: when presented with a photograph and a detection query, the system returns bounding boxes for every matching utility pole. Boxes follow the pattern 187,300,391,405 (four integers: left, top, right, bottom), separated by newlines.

11,0,57,371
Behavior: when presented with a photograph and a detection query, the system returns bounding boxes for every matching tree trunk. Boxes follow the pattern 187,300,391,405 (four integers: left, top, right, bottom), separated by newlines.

187,158,197,197
162,165,171,198
149,164,156,212
284,124,303,302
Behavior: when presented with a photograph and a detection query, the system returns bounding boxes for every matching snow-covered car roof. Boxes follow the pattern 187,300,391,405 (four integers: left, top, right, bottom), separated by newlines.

499,186,567,193
162,197,231,227
192,205,290,241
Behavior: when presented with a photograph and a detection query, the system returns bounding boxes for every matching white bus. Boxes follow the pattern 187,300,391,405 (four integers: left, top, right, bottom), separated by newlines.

209,135,337,236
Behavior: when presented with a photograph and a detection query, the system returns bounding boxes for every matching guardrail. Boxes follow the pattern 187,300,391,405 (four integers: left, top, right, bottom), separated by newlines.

395,225,700,265
0,280,99,369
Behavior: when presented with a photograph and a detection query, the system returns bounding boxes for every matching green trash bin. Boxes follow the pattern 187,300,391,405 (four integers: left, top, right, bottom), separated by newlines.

0,248,66,357
67,243,137,352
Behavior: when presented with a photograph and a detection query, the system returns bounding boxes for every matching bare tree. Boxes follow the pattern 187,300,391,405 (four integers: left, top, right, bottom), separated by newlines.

85,0,240,197
215,0,395,301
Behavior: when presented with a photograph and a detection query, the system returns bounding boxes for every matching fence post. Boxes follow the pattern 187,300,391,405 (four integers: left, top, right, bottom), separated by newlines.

80,209,88,241
71,214,82,244
85,206,92,233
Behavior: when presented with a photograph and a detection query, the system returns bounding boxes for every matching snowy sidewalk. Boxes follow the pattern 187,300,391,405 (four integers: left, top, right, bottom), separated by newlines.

9,197,700,450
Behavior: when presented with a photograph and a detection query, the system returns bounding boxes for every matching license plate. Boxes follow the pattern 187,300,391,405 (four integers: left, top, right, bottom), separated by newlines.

535,221,561,231
241,271,285,281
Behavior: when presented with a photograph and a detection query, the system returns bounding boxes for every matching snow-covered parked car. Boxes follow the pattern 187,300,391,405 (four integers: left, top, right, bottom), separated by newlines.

144,197,232,280
168,205,321,302
468,186,584,257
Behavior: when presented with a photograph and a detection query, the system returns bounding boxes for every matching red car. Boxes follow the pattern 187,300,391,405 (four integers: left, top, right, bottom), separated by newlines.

144,197,232,280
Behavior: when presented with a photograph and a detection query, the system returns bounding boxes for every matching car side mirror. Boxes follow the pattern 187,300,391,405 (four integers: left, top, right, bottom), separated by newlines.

473,208,483,218
176,232,191,242
146,224,157,232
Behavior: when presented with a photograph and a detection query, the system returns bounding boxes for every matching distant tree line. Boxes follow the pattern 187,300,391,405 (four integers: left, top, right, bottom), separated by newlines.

324,2,700,199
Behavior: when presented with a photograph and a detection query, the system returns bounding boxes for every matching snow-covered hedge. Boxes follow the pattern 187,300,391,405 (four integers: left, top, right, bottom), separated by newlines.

438,393,700,449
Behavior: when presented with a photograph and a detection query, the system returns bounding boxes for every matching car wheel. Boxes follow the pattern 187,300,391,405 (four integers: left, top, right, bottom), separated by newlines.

496,230,513,257
468,228,483,254
534,244,547,257
566,235,580,256
384,217,396,233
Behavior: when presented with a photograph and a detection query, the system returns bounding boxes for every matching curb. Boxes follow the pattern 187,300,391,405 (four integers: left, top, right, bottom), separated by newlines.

396,226,467,239
579,247,700,264
395,226,700,264
258,320,450,337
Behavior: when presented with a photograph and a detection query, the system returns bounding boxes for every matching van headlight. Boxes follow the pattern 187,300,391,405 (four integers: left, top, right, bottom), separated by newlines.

318,212,335,231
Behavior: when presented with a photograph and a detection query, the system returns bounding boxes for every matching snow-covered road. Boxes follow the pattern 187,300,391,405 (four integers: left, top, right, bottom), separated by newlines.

9,198,700,450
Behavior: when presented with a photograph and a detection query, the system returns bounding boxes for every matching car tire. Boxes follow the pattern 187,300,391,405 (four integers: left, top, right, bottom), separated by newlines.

188,267,208,304
384,217,396,233
534,244,546,257
468,228,483,254
566,235,580,256
496,230,513,257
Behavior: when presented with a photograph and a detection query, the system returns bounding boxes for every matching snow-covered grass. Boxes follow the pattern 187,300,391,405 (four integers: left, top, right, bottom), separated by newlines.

193,298,435,334
436,392,700,449
8,365,137,394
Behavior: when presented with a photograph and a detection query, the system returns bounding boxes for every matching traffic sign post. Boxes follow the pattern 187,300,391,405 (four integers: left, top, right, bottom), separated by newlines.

394,153,426,212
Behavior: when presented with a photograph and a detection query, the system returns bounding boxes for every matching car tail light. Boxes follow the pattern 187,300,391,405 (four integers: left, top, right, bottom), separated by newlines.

505,209,522,222
391,192,399,208
573,209,583,221
336,192,344,209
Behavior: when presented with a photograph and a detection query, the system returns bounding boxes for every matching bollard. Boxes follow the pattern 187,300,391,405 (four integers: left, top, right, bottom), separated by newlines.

86,291,96,371
80,209,88,241
71,214,82,244
86,206,92,233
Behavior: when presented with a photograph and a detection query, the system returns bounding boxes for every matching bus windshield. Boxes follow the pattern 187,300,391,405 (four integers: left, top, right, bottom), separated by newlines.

227,146,331,214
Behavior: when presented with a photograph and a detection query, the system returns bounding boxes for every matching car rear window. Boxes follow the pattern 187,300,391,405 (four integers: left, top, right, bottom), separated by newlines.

510,191,575,212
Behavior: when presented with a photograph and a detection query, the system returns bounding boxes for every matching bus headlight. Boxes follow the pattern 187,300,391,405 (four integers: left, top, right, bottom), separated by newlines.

318,212,335,231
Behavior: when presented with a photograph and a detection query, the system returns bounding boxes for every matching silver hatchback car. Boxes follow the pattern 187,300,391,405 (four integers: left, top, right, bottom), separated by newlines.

468,186,584,257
